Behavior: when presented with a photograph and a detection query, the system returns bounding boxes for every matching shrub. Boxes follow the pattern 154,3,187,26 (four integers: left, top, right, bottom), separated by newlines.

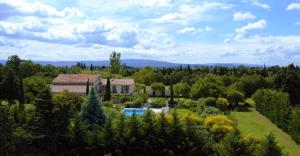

203,115,234,140
103,101,113,108
125,99,143,108
151,98,166,108
204,106,221,115
204,97,217,107
216,97,229,111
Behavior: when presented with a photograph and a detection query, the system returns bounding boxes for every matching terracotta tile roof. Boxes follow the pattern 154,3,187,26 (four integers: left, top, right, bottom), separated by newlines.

51,85,87,94
52,74,99,85
101,79,135,86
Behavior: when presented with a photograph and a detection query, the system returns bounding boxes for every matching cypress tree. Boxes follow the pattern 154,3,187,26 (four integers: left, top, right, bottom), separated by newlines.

86,79,90,96
2,68,19,103
19,77,25,105
80,86,106,130
104,77,111,101
169,77,175,107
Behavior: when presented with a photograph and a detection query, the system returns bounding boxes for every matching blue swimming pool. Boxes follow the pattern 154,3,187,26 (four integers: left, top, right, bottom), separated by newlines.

123,108,145,116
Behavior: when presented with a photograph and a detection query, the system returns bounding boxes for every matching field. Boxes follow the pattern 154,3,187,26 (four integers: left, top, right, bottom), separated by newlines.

231,108,300,156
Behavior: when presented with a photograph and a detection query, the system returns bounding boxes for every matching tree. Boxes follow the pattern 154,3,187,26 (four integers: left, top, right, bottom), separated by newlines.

18,77,25,105
169,78,175,107
134,67,157,85
262,133,282,156
0,106,12,155
190,75,225,99
252,89,291,130
104,77,111,101
225,89,244,108
86,79,90,96
80,86,107,130
151,82,165,96
6,55,21,75
2,68,20,102
288,110,300,143
110,51,121,74
273,64,300,105
234,75,266,98
24,76,50,103
174,82,191,98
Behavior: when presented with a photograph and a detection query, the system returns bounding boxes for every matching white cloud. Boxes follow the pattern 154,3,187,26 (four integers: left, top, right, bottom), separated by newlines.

224,38,231,44
177,26,212,35
151,13,186,24
177,27,197,34
296,21,300,26
251,0,270,9
286,3,300,11
151,2,233,24
0,0,85,18
235,20,267,39
129,0,172,7
233,12,255,21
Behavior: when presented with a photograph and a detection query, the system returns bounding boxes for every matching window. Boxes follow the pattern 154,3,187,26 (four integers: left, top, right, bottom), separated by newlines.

112,86,117,93
121,85,129,94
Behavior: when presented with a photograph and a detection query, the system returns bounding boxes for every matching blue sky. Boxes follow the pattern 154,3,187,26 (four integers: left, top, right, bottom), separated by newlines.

0,0,300,65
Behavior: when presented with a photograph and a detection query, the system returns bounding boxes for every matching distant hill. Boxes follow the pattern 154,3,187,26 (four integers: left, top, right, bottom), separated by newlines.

0,59,260,68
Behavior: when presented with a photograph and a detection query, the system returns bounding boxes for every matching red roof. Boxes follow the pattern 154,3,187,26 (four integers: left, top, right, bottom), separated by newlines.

52,74,99,85
101,79,134,85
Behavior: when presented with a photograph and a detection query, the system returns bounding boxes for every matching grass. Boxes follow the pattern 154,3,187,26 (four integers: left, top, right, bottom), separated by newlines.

231,108,300,156
169,108,201,120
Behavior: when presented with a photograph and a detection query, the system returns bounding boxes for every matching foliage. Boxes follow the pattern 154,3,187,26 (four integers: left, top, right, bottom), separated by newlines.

216,97,229,111
24,76,51,103
225,89,245,107
110,51,121,74
252,89,291,130
80,86,107,130
190,75,225,99
150,82,165,96
273,64,300,105
288,110,300,143
203,106,221,115
104,77,111,101
52,91,84,117
203,115,234,140
134,67,157,85
233,74,266,98
150,98,166,108
174,82,191,98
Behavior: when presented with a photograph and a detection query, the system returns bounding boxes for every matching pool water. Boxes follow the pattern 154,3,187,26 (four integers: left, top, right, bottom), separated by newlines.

123,108,145,116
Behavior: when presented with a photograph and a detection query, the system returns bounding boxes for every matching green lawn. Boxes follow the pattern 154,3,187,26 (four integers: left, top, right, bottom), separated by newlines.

231,108,300,156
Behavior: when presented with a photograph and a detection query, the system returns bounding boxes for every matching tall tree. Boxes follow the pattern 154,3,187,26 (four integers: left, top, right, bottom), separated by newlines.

0,106,12,155
6,55,21,75
80,86,107,130
86,79,90,96
169,77,175,107
110,51,121,74
2,68,19,102
104,77,111,101
19,77,26,105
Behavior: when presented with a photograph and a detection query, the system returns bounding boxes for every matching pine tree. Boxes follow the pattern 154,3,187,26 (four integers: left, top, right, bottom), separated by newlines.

104,116,114,154
86,79,90,96
0,106,12,155
80,86,106,130
262,133,282,156
104,77,111,101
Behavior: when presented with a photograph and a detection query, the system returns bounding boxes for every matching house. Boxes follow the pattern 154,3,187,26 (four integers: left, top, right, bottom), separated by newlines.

51,74,101,95
101,79,135,95
51,74,135,95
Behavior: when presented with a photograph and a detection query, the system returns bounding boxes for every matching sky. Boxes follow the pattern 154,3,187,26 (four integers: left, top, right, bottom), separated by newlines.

0,0,300,65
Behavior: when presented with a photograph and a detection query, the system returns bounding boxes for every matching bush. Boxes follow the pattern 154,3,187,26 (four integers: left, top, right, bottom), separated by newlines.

288,110,300,143
203,115,234,140
135,93,148,103
150,98,166,108
125,99,143,108
204,106,221,115
112,94,132,103
204,97,217,107
216,97,229,111
103,101,113,107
